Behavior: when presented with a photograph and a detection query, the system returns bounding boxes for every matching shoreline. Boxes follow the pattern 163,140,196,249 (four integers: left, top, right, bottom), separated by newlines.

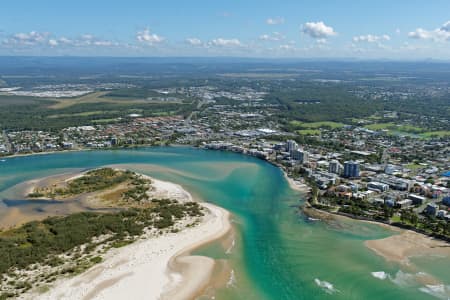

19,173,231,300
0,148,90,160
163,203,232,300
281,169,311,194
302,205,450,265
0,143,177,161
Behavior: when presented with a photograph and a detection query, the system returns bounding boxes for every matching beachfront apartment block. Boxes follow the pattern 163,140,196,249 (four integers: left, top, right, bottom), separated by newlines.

343,161,360,178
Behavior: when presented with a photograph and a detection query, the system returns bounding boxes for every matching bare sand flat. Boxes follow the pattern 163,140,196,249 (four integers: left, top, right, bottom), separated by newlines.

365,231,450,265
302,206,450,267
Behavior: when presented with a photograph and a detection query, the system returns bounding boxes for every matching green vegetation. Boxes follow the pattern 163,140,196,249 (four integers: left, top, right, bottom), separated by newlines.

361,123,450,139
29,168,136,198
310,194,450,240
419,130,450,138
365,122,425,134
364,122,396,130
405,163,423,171
64,168,132,194
297,129,321,136
0,199,204,297
290,121,345,129
0,94,191,131
28,168,157,205
270,85,382,124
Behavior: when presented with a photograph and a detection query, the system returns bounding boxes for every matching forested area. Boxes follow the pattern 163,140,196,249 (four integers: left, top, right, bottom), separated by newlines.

0,199,204,295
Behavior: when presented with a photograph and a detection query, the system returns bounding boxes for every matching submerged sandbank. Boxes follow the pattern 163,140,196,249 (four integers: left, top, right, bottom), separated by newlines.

365,231,450,265
303,206,450,266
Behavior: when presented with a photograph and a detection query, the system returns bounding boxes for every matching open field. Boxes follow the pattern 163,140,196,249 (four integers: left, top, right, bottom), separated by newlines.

290,121,346,129
47,110,120,119
48,92,156,109
419,130,450,138
0,92,191,130
364,122,396,130
365,122,427,134
297,129,321,135
405,163,424,171
364,122,450,138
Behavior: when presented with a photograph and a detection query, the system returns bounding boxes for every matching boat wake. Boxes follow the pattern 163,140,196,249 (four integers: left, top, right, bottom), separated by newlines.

314,278,339,294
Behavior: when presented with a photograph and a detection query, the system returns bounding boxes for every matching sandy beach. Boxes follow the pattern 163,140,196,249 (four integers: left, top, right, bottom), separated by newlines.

282,170,310,194
365,231,450,265
21,176,231,300
302,206,450,266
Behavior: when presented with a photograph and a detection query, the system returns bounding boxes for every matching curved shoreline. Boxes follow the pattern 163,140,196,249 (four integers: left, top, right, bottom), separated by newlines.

16,172,232,300
302,205,450,266
163,203,232,300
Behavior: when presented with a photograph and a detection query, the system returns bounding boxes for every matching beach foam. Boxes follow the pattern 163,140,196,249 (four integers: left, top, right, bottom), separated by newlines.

314,278,339,294
227,269,237,288
373,270,450,300
419,284,450,300
226,238,235,254
371,271,388,280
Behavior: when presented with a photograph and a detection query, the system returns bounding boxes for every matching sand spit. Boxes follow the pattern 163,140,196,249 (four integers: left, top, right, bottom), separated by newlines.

365,231,450,265
21,176,231,300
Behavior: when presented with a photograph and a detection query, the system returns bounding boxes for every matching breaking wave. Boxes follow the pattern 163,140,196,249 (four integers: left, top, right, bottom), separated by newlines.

314,278,339,294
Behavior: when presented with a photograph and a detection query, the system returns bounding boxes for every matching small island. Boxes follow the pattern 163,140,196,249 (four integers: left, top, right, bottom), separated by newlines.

28,168,155,206
0,168,230,299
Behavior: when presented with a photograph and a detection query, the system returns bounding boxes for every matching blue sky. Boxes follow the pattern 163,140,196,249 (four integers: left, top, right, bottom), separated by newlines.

1,0,449,59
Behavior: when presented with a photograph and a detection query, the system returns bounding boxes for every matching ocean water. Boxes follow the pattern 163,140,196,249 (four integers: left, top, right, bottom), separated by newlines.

0,147,448,300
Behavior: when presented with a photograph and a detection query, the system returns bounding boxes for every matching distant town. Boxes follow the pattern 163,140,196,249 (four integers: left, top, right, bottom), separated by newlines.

0,59,449,240
1,101,449,240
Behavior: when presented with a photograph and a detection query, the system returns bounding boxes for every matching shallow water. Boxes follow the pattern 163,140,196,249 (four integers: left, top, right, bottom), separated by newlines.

0,147,448,299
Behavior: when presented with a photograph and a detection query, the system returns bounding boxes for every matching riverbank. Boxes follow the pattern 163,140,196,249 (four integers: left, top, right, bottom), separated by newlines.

365,231,450,265
18,173,231,300
302,205,450,265
282,170,310,194
0,148,89,160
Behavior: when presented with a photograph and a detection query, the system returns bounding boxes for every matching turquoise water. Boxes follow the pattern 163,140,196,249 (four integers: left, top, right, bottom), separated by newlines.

0,147,448,300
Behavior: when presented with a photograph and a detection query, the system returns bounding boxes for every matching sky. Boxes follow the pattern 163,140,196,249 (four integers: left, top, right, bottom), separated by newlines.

0,0,449,59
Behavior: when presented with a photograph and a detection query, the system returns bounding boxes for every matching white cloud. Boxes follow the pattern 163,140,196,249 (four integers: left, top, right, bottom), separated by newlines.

408,21,450,41
81,34,94,41
209,38,241,47
259,32,285,41
279,44,295,50
71,35,118,47
266,17,284,25
353,34,390,43
302,21,336,39
93,40,116,47
136,28,164,45
408,28,433,39
441,21,450,32
48,39,58,47
58,37,72,44
186,38,202,46
1,31,120,50
4,31,49,46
